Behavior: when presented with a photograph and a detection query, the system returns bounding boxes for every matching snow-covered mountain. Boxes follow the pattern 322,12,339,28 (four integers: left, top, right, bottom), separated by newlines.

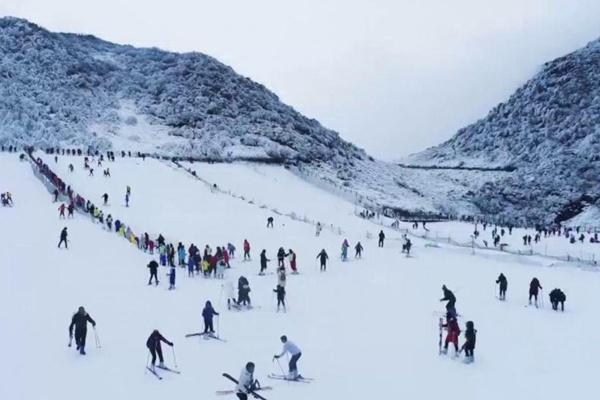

406,38,600,225
0,17,365,164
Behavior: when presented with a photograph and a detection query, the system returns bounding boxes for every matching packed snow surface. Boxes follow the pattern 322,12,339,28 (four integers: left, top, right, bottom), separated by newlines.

2,153,600,400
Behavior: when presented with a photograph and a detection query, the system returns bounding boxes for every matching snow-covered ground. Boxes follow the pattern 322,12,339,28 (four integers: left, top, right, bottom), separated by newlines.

3,152,600,400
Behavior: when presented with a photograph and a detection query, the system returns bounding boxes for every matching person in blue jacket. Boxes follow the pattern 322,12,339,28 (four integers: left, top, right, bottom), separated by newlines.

177,243,186,267
202,300,219,334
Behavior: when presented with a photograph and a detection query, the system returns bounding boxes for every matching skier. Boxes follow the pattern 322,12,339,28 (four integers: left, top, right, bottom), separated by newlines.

277,247,286,268
227,242,236,258
223,279,237,310
238,276,251,307
168,265,176,290
315,222,322,237
529,277,543,307
440,285,457,317
146,330,173,370
316,249,328,272
106,214,113,231
273,335,302,380
177,243,186,267
67,202,74,218
236,362,259,400
441,316,461,356
223,247,231,268
102,193,108,205
53,188,59,202
496,273,508,300
267,216,274,228
58,227,68,249
243,239,251,261
274,284,286,312
549,288,566,311
125,193,130,207
403,238,412,255
126,185,131,196
202,300,219,333
355,241,363,258
288,249,298,274
460,321,477,364
69,306,96,355
58,203,66,218
378,230,385,247
341,239,349,261
147,260,159,286
259,249,270,275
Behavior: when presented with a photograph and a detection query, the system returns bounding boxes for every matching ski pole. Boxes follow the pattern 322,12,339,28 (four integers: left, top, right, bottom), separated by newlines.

216,315,220,339
145,352,150,374
171,345,178,368
68,335,72,348
274,357,286,375
94,326,101,348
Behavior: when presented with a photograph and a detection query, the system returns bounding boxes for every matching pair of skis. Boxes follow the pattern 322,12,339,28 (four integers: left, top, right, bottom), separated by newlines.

185,332,227,342
218,372,314,398
146,364,181,380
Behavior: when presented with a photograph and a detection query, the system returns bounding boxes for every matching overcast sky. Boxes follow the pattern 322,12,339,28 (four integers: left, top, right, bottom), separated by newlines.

2,1,600,160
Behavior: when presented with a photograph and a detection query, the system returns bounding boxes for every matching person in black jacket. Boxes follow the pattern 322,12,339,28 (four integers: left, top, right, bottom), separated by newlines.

440,285,457,317
529,278,542,307
238,276,251,307
277,247,287,268
274,284,286,312
549,288,566,311
202,301,220,334
316,249,328,272
69,306,96,355
355,242,363,258
259,250,270,275
146,330,173,370
147,260,159,286
58,227,68,249
496,273,508,301
378,230,385,247
461,321,477,364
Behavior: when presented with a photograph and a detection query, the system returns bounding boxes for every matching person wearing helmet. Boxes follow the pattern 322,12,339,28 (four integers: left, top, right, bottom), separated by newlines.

273,335,302,380
68,306,96,355
236,362,259,400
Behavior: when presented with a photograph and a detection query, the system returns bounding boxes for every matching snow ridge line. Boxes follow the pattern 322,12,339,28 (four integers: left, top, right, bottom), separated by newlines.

168,160,347,236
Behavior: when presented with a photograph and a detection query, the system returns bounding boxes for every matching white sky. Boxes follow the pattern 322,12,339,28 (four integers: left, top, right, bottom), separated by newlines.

1,1,600,160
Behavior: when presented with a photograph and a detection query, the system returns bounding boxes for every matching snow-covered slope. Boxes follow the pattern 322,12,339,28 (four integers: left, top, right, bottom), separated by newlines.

406,37,600,225
3,152,600,400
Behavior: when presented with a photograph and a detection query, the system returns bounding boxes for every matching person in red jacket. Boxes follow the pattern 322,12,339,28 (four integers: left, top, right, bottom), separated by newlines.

58,203,66,218
223,248,230,268
243,239,251,261
442,316,461,355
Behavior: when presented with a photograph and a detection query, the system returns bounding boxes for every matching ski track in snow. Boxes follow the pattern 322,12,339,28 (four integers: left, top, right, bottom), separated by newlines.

1,152,599,400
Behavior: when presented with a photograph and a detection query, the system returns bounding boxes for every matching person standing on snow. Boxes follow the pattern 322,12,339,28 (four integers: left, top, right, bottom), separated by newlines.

354,242,363,258
223,280,237,310
441,316,460,356
58,227,68,249
315,222,322,237
147,260,159,286
496,273,508,301
529,277,543,307
146,330,173,370
202,300,219,334
440,285,457,317
341,239,349,261
274,284,286,312
273,335,302,380
168,265,176,290
316,249,328,272
259,250,270,275
243,239,251,261
460,321,477,364
58,203,66,218
267,216,274,228
236,362,259,400
177,243,186,267
69,306,96,355
378,230,385,247
288,249,298,274
277,247,287,268
227,243,236,259
237,276,251,307
102,193,108,206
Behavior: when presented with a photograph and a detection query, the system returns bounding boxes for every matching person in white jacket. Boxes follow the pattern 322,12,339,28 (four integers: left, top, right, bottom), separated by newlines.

236,362,258,400
273,335,302,379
